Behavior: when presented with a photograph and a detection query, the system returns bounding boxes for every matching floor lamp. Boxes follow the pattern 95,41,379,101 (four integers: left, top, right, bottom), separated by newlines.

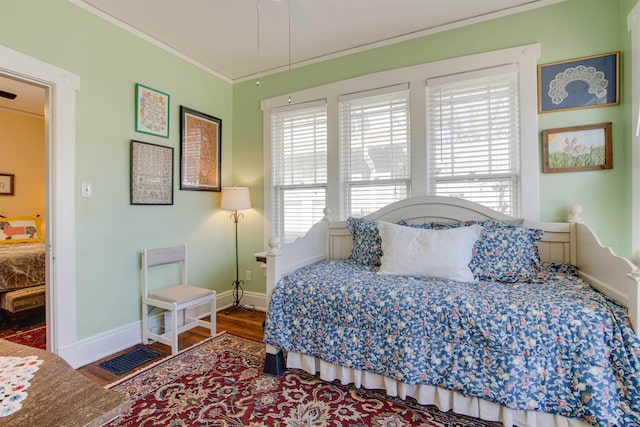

221,187,251,311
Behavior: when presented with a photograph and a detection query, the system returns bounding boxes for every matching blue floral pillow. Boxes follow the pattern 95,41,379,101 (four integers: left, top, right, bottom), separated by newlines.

346,217,382,267
469,226,544,282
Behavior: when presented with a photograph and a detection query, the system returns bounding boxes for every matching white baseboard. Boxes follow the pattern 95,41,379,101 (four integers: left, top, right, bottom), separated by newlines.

60,290,267,369
59,321,142,369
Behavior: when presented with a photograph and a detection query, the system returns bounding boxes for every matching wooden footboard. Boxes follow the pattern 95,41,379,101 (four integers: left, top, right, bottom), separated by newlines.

574,222,640,334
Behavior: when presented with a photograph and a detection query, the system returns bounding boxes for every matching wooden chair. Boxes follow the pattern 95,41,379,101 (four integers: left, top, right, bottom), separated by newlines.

141,244,216,354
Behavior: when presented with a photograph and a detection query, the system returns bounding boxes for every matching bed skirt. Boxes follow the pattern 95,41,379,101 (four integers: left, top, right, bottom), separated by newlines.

286,351,591,427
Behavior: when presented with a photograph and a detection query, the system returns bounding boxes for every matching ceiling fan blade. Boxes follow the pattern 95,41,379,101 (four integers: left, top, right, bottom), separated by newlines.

0,90,17,100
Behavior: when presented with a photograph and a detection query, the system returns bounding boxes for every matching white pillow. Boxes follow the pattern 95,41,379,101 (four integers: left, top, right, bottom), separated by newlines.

378,221,482,282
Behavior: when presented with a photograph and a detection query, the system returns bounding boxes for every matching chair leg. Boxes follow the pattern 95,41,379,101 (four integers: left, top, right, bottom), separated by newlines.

171,308,179,355
210,297,216,337
141,303,149,344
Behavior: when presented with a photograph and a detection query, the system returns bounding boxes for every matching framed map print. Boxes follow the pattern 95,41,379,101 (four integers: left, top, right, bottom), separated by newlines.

179,106,222,192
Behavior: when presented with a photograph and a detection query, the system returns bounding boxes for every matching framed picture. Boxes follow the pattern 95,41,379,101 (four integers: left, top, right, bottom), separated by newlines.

179,106,222,192
130,140,174,205
538,52,619,113
135,83,170,138
0,173,14,195
542,122,612,173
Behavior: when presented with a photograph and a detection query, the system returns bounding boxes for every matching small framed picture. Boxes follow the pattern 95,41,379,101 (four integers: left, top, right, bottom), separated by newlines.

180,106,222,192
538,52,619,113
135,83,170,138
130,140,174,205
0,173,14,195
542,122,612,173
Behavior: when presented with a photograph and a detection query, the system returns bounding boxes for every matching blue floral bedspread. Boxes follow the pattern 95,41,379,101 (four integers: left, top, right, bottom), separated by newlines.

264,259,640,427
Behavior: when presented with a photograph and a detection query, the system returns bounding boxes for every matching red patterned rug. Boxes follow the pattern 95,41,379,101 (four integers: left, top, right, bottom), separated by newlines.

0,323,46,350
107,332,500,426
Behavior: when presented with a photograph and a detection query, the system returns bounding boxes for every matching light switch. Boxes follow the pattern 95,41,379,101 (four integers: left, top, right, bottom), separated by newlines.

81,182,93,198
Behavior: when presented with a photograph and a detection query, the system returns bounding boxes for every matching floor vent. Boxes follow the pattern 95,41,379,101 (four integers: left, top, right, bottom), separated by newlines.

99,346,160,375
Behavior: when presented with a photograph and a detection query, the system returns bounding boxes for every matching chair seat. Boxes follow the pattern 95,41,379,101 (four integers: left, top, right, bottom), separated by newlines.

148,284,213,305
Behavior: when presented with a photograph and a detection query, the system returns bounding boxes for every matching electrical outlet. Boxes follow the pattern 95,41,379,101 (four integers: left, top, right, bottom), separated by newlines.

245,270,252,281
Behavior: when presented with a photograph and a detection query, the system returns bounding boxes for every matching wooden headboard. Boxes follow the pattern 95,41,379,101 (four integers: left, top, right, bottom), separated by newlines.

264,196,639,333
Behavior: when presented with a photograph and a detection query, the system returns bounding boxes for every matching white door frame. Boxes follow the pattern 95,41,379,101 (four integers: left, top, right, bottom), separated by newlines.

1,45,79,363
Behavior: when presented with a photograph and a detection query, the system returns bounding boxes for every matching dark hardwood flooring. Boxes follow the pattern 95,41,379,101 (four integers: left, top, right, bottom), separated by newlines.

77,308,266,387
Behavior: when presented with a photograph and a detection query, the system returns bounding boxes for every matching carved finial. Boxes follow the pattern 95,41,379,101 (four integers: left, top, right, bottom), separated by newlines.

631,250,640,273
268,236,281,255
322,207,331,221
567,204,584,223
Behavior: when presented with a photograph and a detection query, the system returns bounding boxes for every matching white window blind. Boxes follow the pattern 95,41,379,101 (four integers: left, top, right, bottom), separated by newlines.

340,85,411,217
271,101,327,244
427,66,520,216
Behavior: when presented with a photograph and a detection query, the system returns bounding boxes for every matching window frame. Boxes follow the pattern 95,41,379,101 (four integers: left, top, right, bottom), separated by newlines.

339,84,412,217
427,65,521,216
262,44,540,248
268,100,328,244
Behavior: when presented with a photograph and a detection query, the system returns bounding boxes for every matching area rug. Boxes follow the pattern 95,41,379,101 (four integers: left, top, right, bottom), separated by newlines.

0,323,46,350
107,332,500,426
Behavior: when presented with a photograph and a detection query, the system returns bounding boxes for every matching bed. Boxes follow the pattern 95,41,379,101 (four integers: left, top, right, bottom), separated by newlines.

0,243,45,292
262,196,640,427
0,217,46,319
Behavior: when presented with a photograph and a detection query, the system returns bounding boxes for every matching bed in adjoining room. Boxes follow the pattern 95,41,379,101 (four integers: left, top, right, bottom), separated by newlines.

0,217,46,321
262,196,640,427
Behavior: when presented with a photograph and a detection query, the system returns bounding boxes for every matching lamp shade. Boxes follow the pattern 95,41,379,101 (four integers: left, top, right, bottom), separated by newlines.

221,187,251,211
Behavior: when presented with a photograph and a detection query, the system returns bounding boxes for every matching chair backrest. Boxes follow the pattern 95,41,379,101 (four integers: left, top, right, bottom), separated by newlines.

141,244,188,296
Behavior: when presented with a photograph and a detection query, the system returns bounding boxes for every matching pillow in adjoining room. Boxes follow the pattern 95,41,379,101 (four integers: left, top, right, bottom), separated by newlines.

469,226,544,282
346,217,383,267
378,221,482,282
0,217,43,244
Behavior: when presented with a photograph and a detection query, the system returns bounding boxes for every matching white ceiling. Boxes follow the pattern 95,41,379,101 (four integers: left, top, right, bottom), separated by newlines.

75,0,563,82
1,0,563,115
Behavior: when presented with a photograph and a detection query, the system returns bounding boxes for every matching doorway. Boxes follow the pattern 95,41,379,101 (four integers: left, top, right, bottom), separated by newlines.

0,74,47,348
1,44,80,366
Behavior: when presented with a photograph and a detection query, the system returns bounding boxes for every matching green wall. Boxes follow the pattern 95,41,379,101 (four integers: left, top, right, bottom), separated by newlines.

233,0,636,299
0,0,636,342
0,0,236,339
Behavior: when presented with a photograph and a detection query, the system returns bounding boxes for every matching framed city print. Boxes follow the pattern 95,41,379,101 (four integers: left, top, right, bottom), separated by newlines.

179,106,222,192
538,52,619,113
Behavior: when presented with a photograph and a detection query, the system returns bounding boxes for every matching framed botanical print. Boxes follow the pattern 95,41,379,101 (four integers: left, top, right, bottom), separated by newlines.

542,122,612,173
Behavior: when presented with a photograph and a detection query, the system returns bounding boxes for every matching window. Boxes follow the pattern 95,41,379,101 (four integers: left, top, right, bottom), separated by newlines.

340,85,411,217
427,66,520,216
263,44,540,245
270,101,327,244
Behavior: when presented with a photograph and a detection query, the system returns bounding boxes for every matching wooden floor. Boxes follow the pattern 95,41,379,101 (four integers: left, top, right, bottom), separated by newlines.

77,308,266,387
